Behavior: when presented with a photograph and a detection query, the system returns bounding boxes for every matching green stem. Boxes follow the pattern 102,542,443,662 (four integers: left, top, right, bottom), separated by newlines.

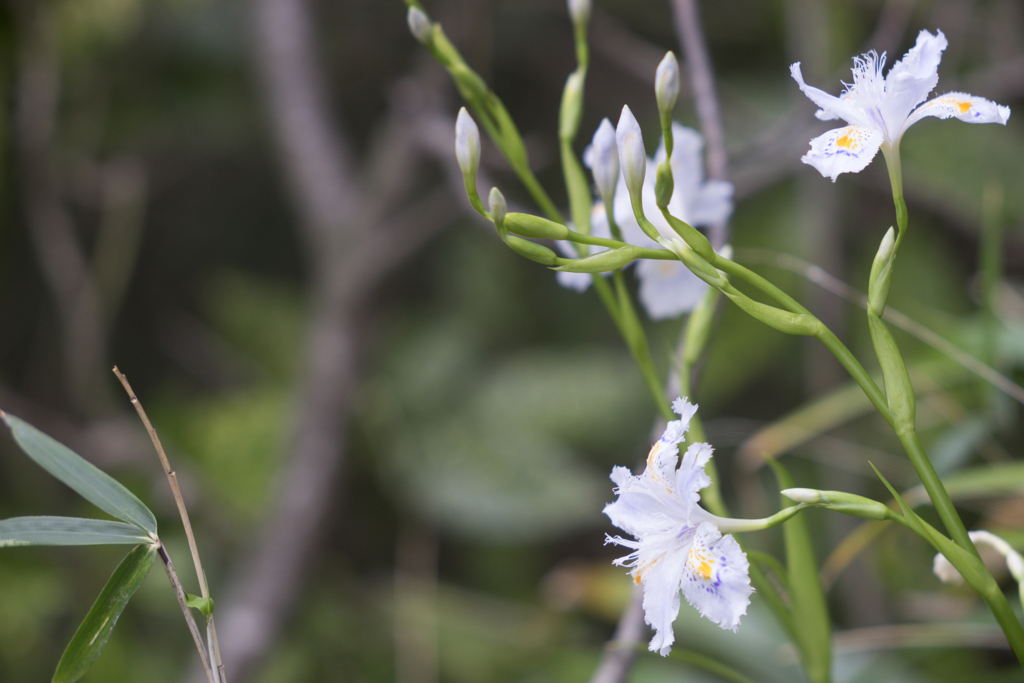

980,581,1024,664
896,429,977,555
815,326,894,428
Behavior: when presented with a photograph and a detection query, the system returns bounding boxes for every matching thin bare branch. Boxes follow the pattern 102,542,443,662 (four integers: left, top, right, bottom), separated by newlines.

114,367,210,598
587,586,646,683
159,543,217,683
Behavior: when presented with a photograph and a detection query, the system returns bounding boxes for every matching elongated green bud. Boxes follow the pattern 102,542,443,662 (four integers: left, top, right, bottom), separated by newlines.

867,312,916,432
726,292,820,336
665,238,725,287
505,212,570,240
782,488,894,521
504,236,559,265
489,187,507,235
868,227,896,317
554,245,640,273
559,71,585,140
655,161,673,210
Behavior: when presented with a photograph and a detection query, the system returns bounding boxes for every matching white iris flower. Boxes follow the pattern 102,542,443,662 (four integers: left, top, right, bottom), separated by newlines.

557,122,733,320
603,398,752,655
791,29,1010,182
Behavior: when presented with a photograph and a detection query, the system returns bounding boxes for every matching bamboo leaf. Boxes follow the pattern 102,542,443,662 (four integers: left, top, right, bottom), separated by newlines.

0,516,153,547
769,460,832,683
53,544,156,683
185,593,215,618
0,412,157,536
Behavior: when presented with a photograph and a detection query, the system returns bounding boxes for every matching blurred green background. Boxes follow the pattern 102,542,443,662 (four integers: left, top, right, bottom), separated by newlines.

1,0,1024,681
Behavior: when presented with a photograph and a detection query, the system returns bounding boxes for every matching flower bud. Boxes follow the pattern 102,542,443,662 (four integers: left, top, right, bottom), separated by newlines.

489,187,507,226
868,227,895,316
655,52,680,117
455,107,481,179
615,106,646,208
585,119,619,206
567,0,591,26
505,236,560,265
784,488,893,521
655,161,673,210
727,292,820,336
666,238,724,287
559,71,585,140
407,7,432,45
554,245,641,273
781,488,822,504
505,212,570,240
867,313,916,431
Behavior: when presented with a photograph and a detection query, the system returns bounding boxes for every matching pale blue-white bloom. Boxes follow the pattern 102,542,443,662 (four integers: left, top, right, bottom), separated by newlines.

604,399,752,655
557,121,733,320
584,118,619,208
791,29,1010,181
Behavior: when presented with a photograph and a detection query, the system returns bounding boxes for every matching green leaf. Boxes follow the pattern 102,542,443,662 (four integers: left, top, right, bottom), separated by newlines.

185,593,215,618
53,544,156,683
0,516,153,547
0,412,157,537
769,460,832,683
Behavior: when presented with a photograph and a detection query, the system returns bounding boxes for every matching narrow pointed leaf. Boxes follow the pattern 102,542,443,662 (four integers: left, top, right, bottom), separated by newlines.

0,412,157,536
185,593,216,618
0,516,153,547
53,544,156,683
769,460,832,683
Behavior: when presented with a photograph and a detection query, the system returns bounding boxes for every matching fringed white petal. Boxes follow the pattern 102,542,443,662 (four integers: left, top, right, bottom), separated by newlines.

904,92,1011,133
881,29,946,132
679,522,753,632
790,62,865,126
801,125,884,181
